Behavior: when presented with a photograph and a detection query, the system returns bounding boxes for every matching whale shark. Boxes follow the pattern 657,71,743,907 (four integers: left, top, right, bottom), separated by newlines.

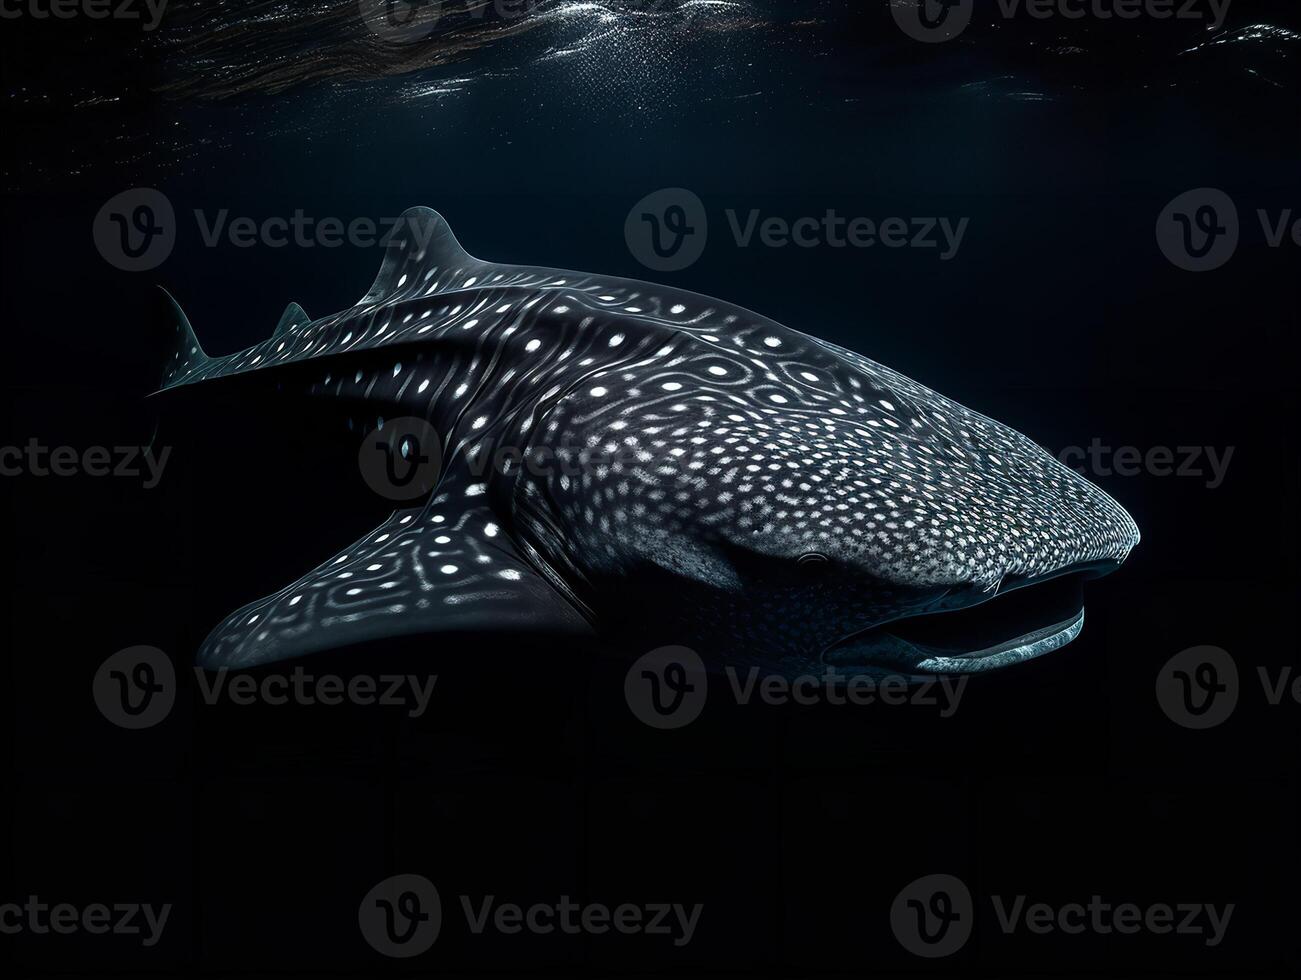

157,206,1138,676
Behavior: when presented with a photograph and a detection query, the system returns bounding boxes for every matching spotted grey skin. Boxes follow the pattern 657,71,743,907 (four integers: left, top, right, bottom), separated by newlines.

160,207,1138,674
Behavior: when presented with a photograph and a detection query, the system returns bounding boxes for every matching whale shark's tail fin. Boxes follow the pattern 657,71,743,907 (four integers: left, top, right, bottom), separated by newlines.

157,287,211,391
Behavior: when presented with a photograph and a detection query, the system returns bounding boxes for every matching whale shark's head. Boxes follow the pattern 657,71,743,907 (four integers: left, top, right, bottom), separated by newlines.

521,317,1139,676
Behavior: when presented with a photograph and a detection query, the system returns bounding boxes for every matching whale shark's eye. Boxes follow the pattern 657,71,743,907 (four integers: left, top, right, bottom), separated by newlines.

798,552,830,573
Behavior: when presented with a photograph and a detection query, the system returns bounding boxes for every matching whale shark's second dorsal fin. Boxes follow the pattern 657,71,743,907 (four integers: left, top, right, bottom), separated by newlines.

273,301,310,338
360,206,476,305
157,286,211,389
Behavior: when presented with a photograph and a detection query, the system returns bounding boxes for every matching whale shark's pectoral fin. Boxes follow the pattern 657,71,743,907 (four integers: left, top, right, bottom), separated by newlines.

195,503,592,669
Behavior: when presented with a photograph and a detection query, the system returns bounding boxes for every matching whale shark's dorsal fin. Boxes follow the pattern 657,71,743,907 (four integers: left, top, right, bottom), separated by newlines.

158,286,211,388
360,206,475,305
273,302,310,338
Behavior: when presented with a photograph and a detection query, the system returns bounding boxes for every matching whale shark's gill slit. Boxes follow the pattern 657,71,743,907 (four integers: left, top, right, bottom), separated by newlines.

441,323,517,460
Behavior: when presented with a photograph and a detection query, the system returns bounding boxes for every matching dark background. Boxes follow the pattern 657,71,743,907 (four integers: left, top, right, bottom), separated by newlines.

2,1,1298,975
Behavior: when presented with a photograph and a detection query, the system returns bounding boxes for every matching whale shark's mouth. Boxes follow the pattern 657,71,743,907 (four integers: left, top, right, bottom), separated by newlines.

823,562,1118,676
